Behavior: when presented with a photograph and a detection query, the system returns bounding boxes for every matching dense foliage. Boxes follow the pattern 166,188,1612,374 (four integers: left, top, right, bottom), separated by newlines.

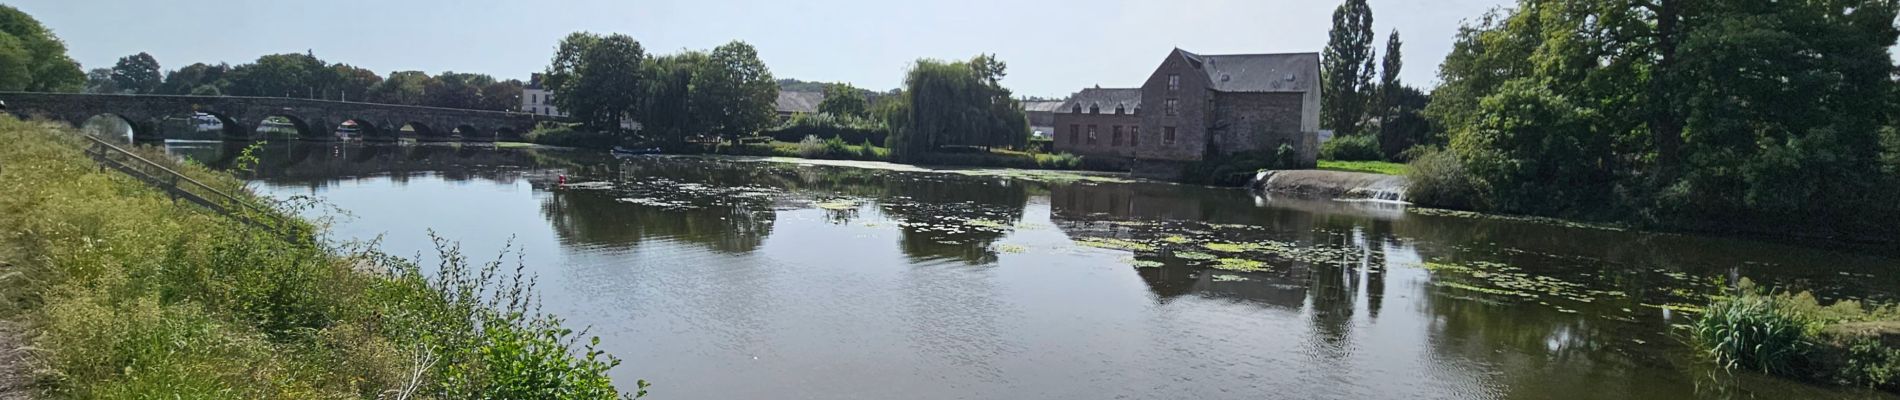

76,49,525,110
884,55,1030,159
546,34,778,145
1320,0,1376,137
1414,0,1900,239
818,83,869,118
547,33,647,133
762,112,888,146
1693,280,1900,392
1319,133,1381,161
0,5,84,92
0,117,642,398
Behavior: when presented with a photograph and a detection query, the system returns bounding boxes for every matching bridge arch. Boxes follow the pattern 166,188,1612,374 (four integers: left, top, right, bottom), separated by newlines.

79,113,145,143
253,115,318,141
334,118,389,141
403,122,449,142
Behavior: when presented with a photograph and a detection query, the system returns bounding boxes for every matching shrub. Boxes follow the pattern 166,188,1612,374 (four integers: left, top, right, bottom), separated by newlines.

0,116,643,398
1404,146,1484,210
762,113,889,146
1691,280,1900,392
523,122,619,150
1320,134,1382,161
796,135,829,158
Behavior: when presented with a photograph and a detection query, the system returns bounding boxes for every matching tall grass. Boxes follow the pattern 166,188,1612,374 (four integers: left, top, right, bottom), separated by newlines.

0,116,643,398
1691,279,1900,392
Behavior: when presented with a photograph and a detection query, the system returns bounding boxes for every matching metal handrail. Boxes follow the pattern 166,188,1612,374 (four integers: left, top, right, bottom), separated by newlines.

80,135,305,241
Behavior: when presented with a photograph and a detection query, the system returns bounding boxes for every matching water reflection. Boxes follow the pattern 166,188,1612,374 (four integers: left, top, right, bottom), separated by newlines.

188,142,1900,400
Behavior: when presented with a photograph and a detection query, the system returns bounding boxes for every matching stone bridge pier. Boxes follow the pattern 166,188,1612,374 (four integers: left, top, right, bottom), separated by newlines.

0,92,541,143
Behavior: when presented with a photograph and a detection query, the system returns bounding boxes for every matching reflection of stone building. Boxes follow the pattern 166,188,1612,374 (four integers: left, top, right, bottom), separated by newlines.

1053,49,1322,175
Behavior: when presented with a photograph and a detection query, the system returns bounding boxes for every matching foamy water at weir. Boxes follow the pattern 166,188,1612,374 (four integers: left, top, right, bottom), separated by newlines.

1253,170,1411,204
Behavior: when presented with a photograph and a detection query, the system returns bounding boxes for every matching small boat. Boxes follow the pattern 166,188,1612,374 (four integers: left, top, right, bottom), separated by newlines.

611,146,663,156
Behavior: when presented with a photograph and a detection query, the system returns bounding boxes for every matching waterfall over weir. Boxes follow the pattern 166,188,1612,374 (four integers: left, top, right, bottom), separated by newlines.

1251,170,1411,204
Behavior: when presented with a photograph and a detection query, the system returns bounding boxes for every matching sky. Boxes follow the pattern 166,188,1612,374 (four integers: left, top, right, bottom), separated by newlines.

11,0,1511,98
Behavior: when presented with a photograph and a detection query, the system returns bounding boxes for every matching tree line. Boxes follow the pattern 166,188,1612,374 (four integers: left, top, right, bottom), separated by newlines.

1377,0,1900,240
1319,0,1431,159
81,51,525,112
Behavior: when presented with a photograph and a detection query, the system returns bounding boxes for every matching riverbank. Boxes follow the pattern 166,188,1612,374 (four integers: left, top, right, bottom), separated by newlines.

1694,281,1900,393
0,117,641,398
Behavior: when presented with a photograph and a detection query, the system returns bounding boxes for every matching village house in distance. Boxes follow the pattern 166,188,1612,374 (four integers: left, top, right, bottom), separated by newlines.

1054,49,1322,176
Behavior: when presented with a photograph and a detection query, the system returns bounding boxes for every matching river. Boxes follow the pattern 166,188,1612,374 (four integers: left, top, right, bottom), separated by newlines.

168,141,1900,400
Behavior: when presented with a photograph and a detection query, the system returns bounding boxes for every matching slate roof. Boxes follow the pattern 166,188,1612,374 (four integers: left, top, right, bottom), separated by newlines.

1178,50,1321,93
1055,88,1143,115
776,91,824,114
1022,101,1067,113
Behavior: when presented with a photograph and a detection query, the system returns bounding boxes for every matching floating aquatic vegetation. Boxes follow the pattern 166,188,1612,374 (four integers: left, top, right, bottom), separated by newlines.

965,218,1010,230
996,244,1028,254
1213,258,1268,272
1077,237,1156,252
1202,242,1265,253
814,199,859,210
1175,251,1218,261
617,197,696,209
1161,235,1193,244
1124,258,1164,268
1212,274,1250,282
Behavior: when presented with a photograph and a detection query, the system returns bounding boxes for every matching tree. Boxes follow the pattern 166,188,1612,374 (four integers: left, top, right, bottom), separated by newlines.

160,63,230,95
1376,30,1416,157
226,53,327,98
692,41,778,141
818,83,868,117
1320,0,1376,136
329,64,382,102
424,72,495,109
886,55,1027,158
83,68,121,94
110,52,162,94
369,70,431,105
0,5,83,92
546,32,646,133
479,79,524,111
641,51,709,145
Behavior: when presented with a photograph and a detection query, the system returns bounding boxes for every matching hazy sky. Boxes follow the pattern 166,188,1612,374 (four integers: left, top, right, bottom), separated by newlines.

12,0,1509,98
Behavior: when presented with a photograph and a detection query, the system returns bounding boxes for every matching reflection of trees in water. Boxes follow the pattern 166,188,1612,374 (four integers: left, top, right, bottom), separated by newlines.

540,189,777,253
877,178,1029,265
165,142,598,189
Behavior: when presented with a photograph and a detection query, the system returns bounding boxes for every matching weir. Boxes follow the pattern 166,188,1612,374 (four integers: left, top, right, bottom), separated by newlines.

1251,169,1410,203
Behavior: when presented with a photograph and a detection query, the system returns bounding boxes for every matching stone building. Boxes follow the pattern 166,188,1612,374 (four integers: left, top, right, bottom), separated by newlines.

1022,100,1066,139
1053,49,1321,174
521,73,565,118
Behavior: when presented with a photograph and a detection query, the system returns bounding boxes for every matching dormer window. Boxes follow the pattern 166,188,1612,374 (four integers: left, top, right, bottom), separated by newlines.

1089,104,1100,114
1115,104,1126,115
1072,104,1082,114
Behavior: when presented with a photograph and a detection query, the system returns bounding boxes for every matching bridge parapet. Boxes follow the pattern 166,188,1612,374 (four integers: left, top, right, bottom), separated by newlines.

0,92,539,142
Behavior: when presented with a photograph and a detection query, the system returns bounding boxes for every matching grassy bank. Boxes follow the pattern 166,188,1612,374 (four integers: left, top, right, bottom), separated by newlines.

0,117,642,398
1317,160,1408,176
1692,280,1900,392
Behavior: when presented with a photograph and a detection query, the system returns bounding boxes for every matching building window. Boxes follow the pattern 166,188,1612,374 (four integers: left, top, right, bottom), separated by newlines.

1089,104,1100,114
1165,99,1179,116
1164,126,1177,145
1131,126,1141,147
1087,125,1098,144
1069,124,1079,144
1115,105,1126,115
1112,126,1124,146
1169,74,1180,91
1072,104,1082,114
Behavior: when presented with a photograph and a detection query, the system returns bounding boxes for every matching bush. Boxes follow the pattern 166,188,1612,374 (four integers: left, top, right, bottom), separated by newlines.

1404,146,1484,210
523,122,620,150
762,113,889,146
1692,280,1900,392
0,116,643,398
1320,134,1383,161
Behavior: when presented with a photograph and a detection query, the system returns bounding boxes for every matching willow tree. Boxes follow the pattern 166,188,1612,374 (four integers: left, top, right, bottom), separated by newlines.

886,55,1027,159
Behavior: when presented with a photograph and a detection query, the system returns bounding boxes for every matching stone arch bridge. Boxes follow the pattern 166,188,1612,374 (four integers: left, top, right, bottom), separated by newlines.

0,92,542,142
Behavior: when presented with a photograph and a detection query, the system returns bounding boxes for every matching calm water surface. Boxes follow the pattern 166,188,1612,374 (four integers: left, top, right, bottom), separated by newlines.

171,142,1900,400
